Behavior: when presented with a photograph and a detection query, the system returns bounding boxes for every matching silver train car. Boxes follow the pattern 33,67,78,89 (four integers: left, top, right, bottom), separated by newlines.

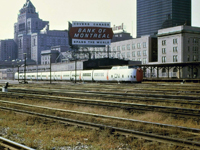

15,66,143,83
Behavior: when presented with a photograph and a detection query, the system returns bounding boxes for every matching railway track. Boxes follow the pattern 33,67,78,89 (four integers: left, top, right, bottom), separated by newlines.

6,87,200,100
1,83,200,149
1,104,200,149
2,88,200,109
1,89,200,119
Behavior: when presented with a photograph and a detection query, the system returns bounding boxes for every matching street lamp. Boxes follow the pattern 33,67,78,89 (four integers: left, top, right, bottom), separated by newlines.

12,60,15,80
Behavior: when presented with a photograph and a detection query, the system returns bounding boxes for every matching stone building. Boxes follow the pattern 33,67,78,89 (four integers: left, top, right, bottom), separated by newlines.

14,0,69,64
157,25,200,78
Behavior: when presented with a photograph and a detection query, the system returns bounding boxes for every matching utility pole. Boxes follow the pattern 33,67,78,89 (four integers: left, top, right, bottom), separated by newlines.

50,54,52,84
24,53,27,83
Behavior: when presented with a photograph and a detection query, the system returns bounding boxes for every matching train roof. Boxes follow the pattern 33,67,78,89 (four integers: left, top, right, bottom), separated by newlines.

111,66,138,70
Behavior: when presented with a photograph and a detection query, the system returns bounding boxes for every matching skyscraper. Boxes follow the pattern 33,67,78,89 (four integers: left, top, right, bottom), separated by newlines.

14,0,69,64
137,0,191,38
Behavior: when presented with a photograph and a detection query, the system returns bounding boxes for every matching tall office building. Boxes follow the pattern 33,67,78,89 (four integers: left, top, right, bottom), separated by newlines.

137,0,191,38
14,0,69,64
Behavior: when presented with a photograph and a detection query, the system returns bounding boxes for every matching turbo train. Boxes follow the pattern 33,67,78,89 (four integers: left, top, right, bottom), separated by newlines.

14,66,143,83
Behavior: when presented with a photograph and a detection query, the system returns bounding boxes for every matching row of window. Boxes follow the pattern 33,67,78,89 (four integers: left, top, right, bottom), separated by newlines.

120,50,147,58
162,38,200,46
162,55,178,63
113,42,147,51
32,38,67,46
188,38,199,44
187,55,199,61
162,47,178,54
162,38,178,46
188,46,199,53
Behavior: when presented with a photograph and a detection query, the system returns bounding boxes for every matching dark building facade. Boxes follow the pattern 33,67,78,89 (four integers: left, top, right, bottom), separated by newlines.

137,0,191,38
111,31,133,42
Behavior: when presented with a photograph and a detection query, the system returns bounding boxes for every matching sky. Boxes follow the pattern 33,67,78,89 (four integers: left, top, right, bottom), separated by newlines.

0,0,199,40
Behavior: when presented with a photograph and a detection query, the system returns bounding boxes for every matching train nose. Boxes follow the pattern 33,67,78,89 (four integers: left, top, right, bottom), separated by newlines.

136,68,143,82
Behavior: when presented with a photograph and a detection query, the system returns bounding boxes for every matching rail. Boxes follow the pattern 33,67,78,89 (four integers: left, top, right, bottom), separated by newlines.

0,137,35,150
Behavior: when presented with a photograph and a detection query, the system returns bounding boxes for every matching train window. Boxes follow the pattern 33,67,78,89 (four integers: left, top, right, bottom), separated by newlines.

83,73,91,76
94,73,104,76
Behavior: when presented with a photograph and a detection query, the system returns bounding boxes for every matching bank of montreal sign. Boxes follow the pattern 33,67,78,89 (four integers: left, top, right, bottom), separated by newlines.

69,21,113,47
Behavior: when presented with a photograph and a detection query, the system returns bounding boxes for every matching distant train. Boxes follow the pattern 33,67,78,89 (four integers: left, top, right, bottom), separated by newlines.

15,66,143,83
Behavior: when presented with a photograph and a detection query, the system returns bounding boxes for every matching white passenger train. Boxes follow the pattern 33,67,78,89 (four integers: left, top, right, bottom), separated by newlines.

15,66,143,83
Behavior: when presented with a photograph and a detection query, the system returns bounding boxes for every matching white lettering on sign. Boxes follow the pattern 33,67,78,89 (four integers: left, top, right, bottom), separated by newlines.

72,21,111,28
72,27,111,39
72,39,111,45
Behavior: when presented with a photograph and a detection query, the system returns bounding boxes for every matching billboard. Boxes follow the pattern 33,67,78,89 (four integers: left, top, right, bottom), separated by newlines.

69,21,113,47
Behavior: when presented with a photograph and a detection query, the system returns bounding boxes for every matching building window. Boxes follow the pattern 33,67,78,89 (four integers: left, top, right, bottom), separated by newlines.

188,46,190,52
113,47,116,51
143,42,146,48
33,39,36,46
137,58,141,61
162,56,166,63
117,53,120,58
193,47,198,53
132,44,135,49
162,40,166,46
58,39,61,45
187,55,190,61
143,58,147,64
143,50,147,56
127,44,130,50
193,55,198,61
173,47,178,52
122,45,126,50
162,48,166,54
121,52,125,59
137,51,141,56
132,51,135,57
19,39,22,48
173,39,177,44
137,43,141,49
193,38,198,44
127,52,130,58
117,46,120,51
173,55,178,62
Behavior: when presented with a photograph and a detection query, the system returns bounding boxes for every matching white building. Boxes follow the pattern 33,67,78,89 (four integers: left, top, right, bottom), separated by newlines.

157,25,200,78
110,35,157,64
